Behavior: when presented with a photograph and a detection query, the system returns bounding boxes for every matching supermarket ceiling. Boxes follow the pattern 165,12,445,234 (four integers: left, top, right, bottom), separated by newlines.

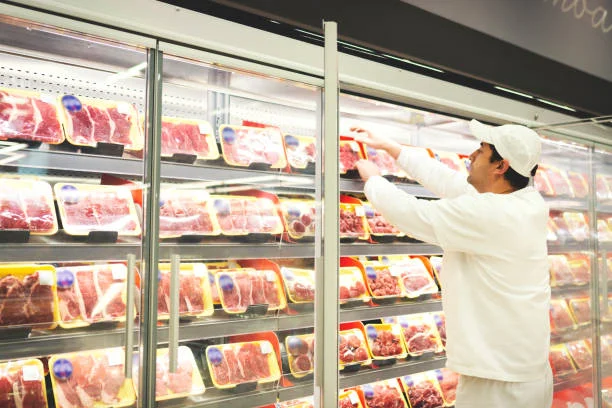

161,0,612,117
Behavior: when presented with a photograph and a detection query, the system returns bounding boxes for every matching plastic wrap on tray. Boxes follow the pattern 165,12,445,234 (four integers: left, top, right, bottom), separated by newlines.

220,125,287,168
54,183,141,236
596,175,612,201
284,134,316,170
365,324,407,359
49,348,135,408
157,263,214,319
212,195,283,236
568,256,590,285
339,140,364,174
159,189,220,238
57,264,130,328
0,178,58,235
216,268,286,313
132,346,204,401
567,172,589,198
566,340,592,370
360,379,408,408
364,146,402,177
281,267,315,303
568,297,591,325
340,203,369,240
285,333,314,378
363,263,402,299
599,219,612,242
339,390,364,408
549,344,577,377
0,88,64,144
279,198,316,240
534,168,555,196
58,95,143,150
362,202,402,237
549,255,574,287
401,373,445,408
0,358,48,408
0,264,58,330
392,258,438,298
339,267,370,304
432,312,446,347
541,166,574,197
396,314,444,356
206,341,280,389
563,212,589,241
550,299,577,332
339,328,372,368
434,368,459,406
160,116,219,159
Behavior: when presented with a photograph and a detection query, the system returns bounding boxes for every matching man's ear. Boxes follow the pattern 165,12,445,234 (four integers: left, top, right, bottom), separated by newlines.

495,159,510,175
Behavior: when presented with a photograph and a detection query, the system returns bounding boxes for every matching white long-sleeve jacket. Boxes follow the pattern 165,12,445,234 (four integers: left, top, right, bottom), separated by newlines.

364,147,550,382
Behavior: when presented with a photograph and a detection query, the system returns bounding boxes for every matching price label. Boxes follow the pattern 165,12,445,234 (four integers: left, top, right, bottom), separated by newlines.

193,264,208,277
198,123,210,134
350,142,360,152
260,341,273,354
348,391,360,405
389,266,404,277
111,264,127,281
107,349,123,366
265,271,277,282
40,93,55,104
37,270,54,286
21,365,41,381
116,102,131,115
355,206,365,217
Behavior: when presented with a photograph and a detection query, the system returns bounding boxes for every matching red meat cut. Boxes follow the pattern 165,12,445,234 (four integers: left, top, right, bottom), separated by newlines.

340,208,365,236
367,268,401,297
0,195,29,231
161,121,211,157
159,194,215,237
0,90,63,143
549,349,574,376
437,369,458,404
211,343,274,386
339,332,369,365
407,380,444,408
403,324,440,355
23,272,54,324
366,209,400,234
0,272,55,327
65,101,138,148
363,383,405,408
370,329,403,357
339,143,360,173
0,366,46,408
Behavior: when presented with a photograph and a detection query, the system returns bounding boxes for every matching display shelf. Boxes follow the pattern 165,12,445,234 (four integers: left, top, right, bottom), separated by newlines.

339,299,443,322
552,285,591,297
548,242,591,254
157,387,278,408
0,239,142,263
545,197,588,212
340,242,442,256
550,325,592,345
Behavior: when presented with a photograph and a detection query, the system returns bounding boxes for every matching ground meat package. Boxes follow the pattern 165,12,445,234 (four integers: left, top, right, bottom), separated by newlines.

56,263,131,328
550,299,577,332
49,348,136,408
340,203,369,240
339,267,369,304
58,95,143,150
433,368,458,406
338,328,372,369
219,125,287,169
159,189,220,238
401,373,445,408
281,267,315,304
549,255,574,287
363,263,403,300
549,344,577,377
362,203,402,238
365,324,407,359
359,379,408,408
339,389,364,408
279,198,316,240
0,264,59,329
364,146,403,177
157,263,214,319
285,333,314,378
205,261,240,305
0,178,58,235
0,87,64,144
566,340,593,370
0,358,48,408
216,268,286,314
391,258,438,299
284,134,316,170
206,341,281,389
212,195,284,236
395,314,444,357
54,183,141,236
339,140,364,174
160,116,219,160
568,297,591,325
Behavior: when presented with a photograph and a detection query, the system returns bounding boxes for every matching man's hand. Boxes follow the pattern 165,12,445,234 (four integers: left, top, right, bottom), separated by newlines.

356,159,381,182
350,127,403,160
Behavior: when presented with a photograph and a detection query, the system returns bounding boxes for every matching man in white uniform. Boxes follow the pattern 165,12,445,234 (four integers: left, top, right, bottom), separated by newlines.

354,120,552,408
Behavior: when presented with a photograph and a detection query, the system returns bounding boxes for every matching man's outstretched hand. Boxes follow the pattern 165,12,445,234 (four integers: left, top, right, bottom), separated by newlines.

356,159,381,182
350,126,402,160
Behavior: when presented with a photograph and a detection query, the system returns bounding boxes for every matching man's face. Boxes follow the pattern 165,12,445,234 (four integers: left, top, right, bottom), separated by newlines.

467,142,500,192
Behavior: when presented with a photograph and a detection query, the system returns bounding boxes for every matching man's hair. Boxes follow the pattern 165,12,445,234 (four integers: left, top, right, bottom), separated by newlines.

489,144,538,190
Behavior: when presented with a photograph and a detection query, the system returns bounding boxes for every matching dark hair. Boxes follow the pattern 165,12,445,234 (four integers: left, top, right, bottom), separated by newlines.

489,144,538,190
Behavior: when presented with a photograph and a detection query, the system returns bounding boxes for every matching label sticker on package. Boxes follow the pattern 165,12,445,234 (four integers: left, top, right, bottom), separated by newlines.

350,143,360,152
107,350,123,366
198,123,210,134
349,391,360,405
21,365,41,382
389,266,403,277
116,102,131,115
40,93,55,104
111,264,127,280
265,271,277,282
37,271,54,286
193,264,208,277
355,206,365,217
260,341,273,354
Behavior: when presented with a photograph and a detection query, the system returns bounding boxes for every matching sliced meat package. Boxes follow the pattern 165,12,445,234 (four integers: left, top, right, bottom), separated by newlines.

392,258,438,298
596,175,612,201
216,268,286,313
57,264,131,328
279,198,316,240
281,267,315,303
157,263,214,319
0,88,64,144
0,358,48,408
566,340,592,370
434,368,458,406
339,389,364,408
550,299,577,332
365,324,406,359
206,341,280,389
563,212,589,241
205,261,240,305
549,344,577,377
284,134,316,170
534,168,555,196
340,204,369,240
0,178,58,235
159,189,220,238
339,141,364,174
566,171,589,198
359,379,408,408
338,328,371,368
160,116,219,159
220,125,287,168
49,348,135,408
401,373,444,408
212,195,283,236
364,263,402,299
540,166,574,197
0,264,58,329
568,256,590,285
285,333,314,378
568,298,591,325
339,267,369,304
132,346,205,401
364,146,403,177
549,255,574,287
362,203,402,237
396,314,444,357
58,95,143,150
54,183,141,236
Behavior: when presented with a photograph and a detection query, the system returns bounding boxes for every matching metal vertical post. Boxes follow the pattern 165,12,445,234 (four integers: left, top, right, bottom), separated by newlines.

124,253,136,378
141,44,163,408
314,21,339,408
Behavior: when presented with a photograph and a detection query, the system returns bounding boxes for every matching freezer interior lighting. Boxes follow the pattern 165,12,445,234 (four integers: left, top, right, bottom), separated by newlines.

536,98,577,112
294,28,324,39
494,86,533,99
382,53,444,73
269,20,281,24
338,40,375,54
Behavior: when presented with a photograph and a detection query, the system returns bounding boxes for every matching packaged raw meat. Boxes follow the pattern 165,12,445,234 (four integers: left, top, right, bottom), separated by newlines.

58,95,143,150
401,373,444,408
157,263,214,319
600,335,612,361
132,346,205,401
596,174,612,201
219,124,287,168
340,203,369,240
434,368,458,406
281,267,315,303
276,397,315,408
160,116,219,159
159,189,220,238
566,340,592,370
392,258,438,298
339,389,364,408
285,333,314,378
364,263,402,299
566,171,589,198
396,314,444,357
364,146,402,177
360,379,408,408
0,87,64,144
339,140,364,174
365,324,407,359
547,219,559,242
428,256,443,284
206,341,280,389
549,255,574,287
212,195,284,236
338,328,372,369
549,344,577,377
534,168,555,196
205,261,239,305
216,269,286,313
57,263,131,328
339,267,370,304
432,150,467,175
568,298,591,325
284,134,316,170
0,358,48,408
279,198,316,240
541,166,574,197
362,203,402,237
550,299,577,332
599,219,612,242
568,256,590,285
49,348,136,408
432,312,446,347
54,183,141,236
0,178,58,235
563,212,589,241
0,264,58,329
